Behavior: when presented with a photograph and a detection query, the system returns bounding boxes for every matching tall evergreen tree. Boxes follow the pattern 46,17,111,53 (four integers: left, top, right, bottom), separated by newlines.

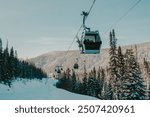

143,58,150,99
103,79,113,100
97,68,105,98
9,47,15,78
87,75,99,97
82,62,88,95
0,38,3,81
71,69,77,92
117,46,126,99
109,29,119,99
106,82,113,100
87,68,100,98
3,41,10,82
122,49,146,100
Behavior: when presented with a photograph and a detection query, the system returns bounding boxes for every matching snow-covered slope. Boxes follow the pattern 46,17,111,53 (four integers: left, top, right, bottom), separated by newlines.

0,78,97,100
28,42,150,75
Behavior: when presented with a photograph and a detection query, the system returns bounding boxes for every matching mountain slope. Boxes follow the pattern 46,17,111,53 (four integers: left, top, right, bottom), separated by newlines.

0,78,97,100
28,42,150,76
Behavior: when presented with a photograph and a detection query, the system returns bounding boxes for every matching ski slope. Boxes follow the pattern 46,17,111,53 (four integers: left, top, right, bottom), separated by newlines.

0,78,97,100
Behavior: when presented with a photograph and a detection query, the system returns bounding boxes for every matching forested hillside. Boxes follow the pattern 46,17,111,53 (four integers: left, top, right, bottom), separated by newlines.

56,30,150,100
28,29,150,100
0,38,47,86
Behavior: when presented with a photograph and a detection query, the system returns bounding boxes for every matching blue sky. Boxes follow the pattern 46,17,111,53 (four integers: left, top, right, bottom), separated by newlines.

0,0,149,58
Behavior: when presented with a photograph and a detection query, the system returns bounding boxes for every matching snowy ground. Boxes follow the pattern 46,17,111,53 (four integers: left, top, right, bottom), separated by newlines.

0,78,97,100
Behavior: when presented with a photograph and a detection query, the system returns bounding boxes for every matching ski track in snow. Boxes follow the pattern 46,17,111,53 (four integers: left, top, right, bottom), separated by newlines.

0,78,97,100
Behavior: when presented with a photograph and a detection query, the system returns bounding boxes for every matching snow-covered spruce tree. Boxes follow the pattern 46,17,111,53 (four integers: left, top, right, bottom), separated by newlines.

9,47,15,78
87,73,94,96
82,63,88,95
88,77,100,98
117,46,126,99
0,38,3,81
103,79,113,100
3,42,10,82
122,49,146,100
102,81,107,99
109,29,119,100
71,69,77,92
107,83,113,100
97,67,105,98
87,70,100,98
143,58,150,99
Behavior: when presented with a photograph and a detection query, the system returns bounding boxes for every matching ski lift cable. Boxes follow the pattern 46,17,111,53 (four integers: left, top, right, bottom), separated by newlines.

102,0,142,36
61,0,97,63
61,24,82,61
88,0,96,15
65,0,96,53
60,0,142,67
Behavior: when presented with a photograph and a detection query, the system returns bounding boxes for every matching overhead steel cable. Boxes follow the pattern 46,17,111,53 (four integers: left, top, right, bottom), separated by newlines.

60,0,142,68
102,0,142,35
66,0,96,52
88,0,96,15
61,0,97,64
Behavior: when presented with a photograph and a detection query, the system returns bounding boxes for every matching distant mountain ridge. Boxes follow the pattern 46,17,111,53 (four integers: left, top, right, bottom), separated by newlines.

28,42,150,76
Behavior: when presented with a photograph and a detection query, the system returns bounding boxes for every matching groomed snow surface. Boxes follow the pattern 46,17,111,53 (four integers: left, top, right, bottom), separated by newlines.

0,78,97,100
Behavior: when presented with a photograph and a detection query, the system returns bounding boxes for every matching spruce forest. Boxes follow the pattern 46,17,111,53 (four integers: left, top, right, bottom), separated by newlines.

56,29,150,100
0,38,47,86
